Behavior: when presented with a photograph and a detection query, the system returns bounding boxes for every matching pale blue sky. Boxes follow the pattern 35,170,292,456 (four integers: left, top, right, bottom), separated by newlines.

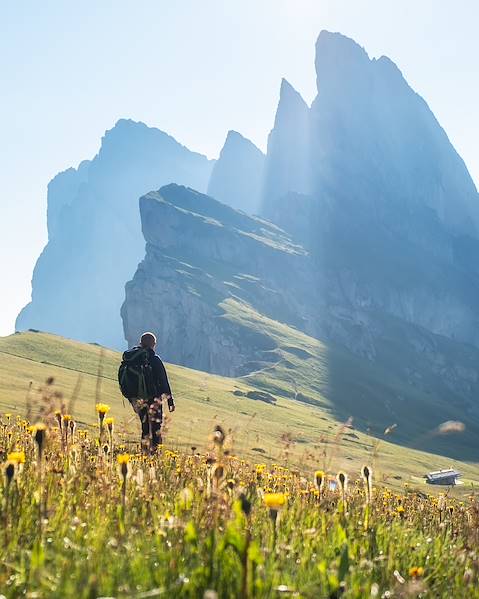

1,0,478,336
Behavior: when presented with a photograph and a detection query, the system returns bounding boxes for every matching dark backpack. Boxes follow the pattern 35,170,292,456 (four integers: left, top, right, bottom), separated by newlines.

118,347,155,400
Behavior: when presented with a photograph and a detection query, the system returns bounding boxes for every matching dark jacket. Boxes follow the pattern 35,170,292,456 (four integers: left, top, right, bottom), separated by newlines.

146,347,173,400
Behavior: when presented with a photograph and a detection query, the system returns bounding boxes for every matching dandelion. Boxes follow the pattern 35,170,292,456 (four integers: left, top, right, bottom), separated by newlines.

95,403,110,420
263,492,287,510
361,465,373,503
33,423,47,460
314,470,325,494
117,453,130,515
105,417,114,433
117,453,130,474
212,425,225,447
54,410,62,430
336,471,348,507
7,451,25,465
409,566,425,578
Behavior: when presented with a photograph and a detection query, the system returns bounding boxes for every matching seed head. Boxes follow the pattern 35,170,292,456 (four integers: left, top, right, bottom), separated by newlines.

314,470,325,491
213,425,225,447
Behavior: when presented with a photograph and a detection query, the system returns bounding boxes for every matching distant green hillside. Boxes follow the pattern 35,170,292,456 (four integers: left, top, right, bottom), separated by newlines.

1,330,478,495
221,298,479,462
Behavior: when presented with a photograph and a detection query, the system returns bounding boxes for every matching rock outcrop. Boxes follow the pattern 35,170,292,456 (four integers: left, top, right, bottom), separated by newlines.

121,184,318,375
17,119,214,348
261,31,479,353
207,130,265,214
262,79,311,218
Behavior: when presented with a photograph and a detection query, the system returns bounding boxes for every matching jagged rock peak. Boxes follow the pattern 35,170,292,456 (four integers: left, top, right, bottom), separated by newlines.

261,79,311,217
220,130,264,157
207,130,265,214
274,78,309,122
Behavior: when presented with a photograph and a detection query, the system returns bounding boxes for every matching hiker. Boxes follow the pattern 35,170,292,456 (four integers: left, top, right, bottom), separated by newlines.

118,332,175,452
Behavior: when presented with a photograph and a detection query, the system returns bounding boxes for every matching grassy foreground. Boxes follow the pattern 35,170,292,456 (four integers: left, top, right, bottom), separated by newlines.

1,411,479,598
1,331,479,596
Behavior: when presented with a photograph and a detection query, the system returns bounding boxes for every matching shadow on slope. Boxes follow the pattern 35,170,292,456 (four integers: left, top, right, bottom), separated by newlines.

221,298,479,462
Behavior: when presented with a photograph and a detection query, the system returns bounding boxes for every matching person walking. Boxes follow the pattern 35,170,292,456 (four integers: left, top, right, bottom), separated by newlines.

118,332,175,452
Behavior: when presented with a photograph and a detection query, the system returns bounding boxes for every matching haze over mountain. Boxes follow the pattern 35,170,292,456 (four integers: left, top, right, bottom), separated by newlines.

16,119,214,348
17,31,479,461
119,31,479,458
207,130,265,215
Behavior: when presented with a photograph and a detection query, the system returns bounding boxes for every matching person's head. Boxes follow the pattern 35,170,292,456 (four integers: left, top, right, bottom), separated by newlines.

140,332,157,350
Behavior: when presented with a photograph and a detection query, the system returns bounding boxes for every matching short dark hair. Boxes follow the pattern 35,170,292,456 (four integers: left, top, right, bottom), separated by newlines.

140,332,157,349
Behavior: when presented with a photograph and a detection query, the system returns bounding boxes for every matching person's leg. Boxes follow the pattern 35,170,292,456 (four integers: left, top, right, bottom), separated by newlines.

148,398,163,449
131,398,151,452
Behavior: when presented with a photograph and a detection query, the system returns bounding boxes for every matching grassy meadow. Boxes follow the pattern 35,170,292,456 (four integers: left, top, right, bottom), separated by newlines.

1,330,479,597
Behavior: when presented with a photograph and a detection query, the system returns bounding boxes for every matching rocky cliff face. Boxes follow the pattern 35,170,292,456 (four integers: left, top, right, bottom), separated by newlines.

261,31,479,354
120,31,479,421
121,184,319,375
262,79,311,217
17,119,214,348
207,130,265,214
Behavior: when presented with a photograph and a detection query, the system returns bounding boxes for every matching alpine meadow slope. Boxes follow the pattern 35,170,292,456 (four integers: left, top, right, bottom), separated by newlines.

1,330,478,492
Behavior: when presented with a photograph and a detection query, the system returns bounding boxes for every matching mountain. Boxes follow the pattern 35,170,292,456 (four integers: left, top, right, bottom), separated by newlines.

207,130,265,214
121,184,318,375
261,31,479,352
262,79,311,217
121,184,479,460
16,119,214,348
121,32,479,460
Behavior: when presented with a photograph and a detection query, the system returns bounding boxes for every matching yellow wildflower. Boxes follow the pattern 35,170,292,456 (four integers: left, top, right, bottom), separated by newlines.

409,566,424,578
7,451,25,465
263,493,287,510
96,403,110,416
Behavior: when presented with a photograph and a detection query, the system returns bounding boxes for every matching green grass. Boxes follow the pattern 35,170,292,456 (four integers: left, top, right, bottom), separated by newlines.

1,330,478,495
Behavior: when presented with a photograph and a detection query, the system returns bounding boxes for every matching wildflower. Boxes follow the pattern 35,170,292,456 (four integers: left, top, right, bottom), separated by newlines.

96,403,110,417
7,451,25,465
361,465,373,502
314,470,325,492
212,425,225,447
117,453,130,478
62,414,72,423
105,417,114,432
33,423,47,457
409,566,425,578
337,471,348,498
397,506,405,515
54,410,62,429
263,493,287,510
212,464,224,482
